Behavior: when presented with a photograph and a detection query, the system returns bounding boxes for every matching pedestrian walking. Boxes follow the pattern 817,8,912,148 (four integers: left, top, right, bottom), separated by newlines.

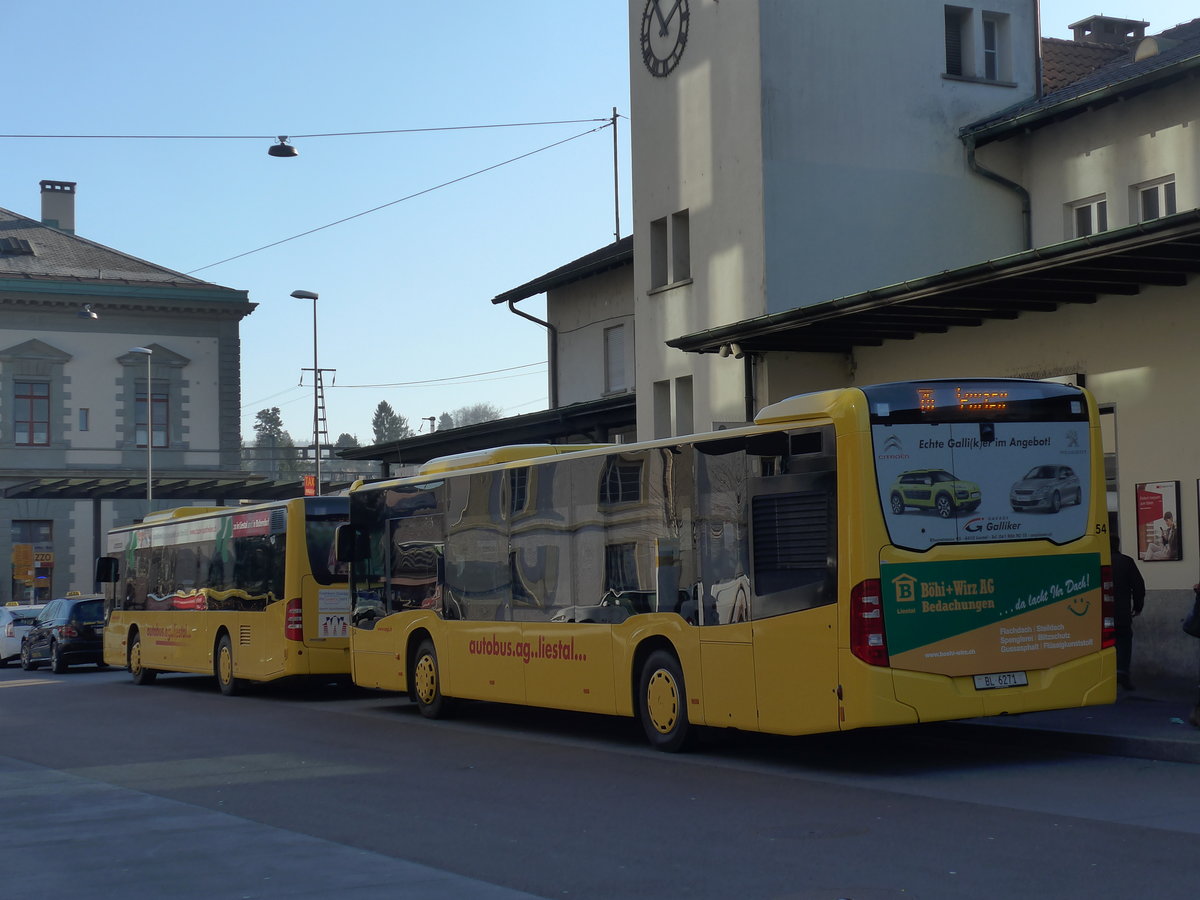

1110,535,1145,690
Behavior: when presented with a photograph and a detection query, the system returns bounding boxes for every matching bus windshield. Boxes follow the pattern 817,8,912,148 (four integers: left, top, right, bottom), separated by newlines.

866,380,1092,550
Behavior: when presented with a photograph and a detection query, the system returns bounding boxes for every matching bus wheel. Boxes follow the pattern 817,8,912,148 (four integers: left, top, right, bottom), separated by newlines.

934,493,954,518
129,633,157,685
638,650,693,752
412,639,454,719
215,634,242,696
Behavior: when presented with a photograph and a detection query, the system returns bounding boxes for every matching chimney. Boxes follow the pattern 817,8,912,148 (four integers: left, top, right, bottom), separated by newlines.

40,180,77,234
1069,15,1149,46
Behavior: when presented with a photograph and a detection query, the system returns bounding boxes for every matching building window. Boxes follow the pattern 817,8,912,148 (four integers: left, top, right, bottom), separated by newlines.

14,381,50,446
945,6,970,76
1069,196,1108,238
79,408,89,432
674,375,694,436
604,325,627,393
653,379,671,439
650,216,668,288
981,13,1010,81
649,209,692,290
1136,178,1176,222
671,209,691,281
136,385,169,448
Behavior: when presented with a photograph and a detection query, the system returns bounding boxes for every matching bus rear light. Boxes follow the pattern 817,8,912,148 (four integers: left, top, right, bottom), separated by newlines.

850,579,889,667
285,598,304,642
1100,564,1115,649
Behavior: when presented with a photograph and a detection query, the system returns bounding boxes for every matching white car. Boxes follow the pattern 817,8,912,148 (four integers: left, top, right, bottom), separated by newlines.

0,604,46,666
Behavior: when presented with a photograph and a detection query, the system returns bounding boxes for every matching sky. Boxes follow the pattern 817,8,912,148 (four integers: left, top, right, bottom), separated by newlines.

2,1,1195,447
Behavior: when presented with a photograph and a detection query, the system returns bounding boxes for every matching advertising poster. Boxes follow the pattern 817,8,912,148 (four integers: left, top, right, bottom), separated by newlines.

881,553,1102,676
872,419,1091,550
1136,481,1180,561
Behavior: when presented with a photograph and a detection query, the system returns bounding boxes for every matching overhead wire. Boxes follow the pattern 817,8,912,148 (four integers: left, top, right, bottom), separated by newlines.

186,124,608,273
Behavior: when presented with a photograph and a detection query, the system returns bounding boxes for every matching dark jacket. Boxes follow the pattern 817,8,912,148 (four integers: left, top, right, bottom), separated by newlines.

1111,550,1146,627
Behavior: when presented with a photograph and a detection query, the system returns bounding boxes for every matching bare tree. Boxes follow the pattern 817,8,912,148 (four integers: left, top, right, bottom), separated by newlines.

440,402,504,429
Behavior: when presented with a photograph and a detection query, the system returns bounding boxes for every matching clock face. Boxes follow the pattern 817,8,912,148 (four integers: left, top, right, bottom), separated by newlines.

640,0,690,77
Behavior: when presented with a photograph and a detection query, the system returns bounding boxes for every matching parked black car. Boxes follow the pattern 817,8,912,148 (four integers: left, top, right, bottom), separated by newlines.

20,594,107,673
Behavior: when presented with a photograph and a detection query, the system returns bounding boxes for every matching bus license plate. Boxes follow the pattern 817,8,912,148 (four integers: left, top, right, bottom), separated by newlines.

973,671,1028,690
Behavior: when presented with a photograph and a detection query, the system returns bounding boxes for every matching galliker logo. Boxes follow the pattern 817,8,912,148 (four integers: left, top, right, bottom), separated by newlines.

964,516,1022,534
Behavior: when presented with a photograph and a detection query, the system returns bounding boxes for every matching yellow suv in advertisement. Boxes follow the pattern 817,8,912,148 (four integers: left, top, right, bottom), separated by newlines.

888,469,982,519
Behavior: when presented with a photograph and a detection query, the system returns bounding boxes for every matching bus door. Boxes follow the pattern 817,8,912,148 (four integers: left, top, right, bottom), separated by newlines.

693,440,758,731
746,459,840,735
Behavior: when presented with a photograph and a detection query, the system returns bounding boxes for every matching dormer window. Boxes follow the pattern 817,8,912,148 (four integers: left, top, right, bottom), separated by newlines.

0,237,35,256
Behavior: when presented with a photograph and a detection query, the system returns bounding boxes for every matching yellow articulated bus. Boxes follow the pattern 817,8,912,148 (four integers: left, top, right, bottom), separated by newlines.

337,379,1115,750
96,496,351,694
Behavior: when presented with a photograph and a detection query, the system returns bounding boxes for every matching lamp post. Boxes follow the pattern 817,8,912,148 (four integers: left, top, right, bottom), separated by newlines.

290,290,321,495
129,347,153,509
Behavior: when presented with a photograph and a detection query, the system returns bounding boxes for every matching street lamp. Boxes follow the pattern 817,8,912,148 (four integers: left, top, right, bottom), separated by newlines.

129,347,153,509
290,290,321,495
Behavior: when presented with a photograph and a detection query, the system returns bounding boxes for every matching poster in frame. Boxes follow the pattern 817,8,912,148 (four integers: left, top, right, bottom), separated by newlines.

1136,481,1181,561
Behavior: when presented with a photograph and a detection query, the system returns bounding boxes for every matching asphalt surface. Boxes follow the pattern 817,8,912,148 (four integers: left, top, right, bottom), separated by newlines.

3,672,1198,899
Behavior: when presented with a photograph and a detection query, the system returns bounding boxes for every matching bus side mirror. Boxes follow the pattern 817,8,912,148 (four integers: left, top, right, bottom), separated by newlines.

95,556,119,583
335,524,364,563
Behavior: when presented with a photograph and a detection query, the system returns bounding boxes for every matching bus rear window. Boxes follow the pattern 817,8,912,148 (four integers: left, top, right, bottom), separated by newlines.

865,380,1091,550
306,515,349,584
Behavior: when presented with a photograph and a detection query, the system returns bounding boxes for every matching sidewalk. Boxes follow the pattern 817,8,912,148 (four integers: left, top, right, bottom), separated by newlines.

939,679,1200,764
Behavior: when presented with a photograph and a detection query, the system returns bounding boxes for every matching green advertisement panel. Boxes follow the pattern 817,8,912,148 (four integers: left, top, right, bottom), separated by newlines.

881,553,1102,676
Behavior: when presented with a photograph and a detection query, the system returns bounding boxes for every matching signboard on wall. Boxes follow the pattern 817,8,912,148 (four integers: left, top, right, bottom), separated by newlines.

1136,481,1181,561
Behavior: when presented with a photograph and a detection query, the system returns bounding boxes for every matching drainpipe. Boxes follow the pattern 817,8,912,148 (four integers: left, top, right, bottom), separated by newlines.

743,353,757,422
965,133,1032,250
506,299,559,409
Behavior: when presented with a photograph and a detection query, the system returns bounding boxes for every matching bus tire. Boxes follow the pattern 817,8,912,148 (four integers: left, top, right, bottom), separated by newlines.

129,633,157,686
637,649,693,752
412,638,454,719
215,633,242,696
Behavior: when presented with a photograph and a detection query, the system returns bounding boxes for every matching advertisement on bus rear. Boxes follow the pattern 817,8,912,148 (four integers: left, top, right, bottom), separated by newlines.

880,553,1102,676
872,420,1091,549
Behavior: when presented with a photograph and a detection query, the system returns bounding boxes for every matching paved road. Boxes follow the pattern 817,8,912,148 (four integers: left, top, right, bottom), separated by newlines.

2,666,1198,899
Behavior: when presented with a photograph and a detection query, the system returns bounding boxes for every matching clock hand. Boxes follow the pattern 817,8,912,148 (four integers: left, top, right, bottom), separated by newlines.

660,0,684,35
651,0,669,34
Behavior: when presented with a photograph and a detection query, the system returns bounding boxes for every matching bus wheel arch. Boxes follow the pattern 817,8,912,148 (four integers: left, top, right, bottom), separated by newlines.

214,630,242,696
128,628,157,685
410,635,454,719
632,639,694,752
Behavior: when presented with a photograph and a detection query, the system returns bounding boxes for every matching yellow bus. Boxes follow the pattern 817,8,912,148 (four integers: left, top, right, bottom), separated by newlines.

96,496,351,694
338,379,1115,750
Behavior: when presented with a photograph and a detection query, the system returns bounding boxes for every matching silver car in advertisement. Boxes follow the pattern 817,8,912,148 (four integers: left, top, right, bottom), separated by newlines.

1009,465,1082,513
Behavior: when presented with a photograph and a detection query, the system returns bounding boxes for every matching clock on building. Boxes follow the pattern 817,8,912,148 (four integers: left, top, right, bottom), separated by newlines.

640,0,690,77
